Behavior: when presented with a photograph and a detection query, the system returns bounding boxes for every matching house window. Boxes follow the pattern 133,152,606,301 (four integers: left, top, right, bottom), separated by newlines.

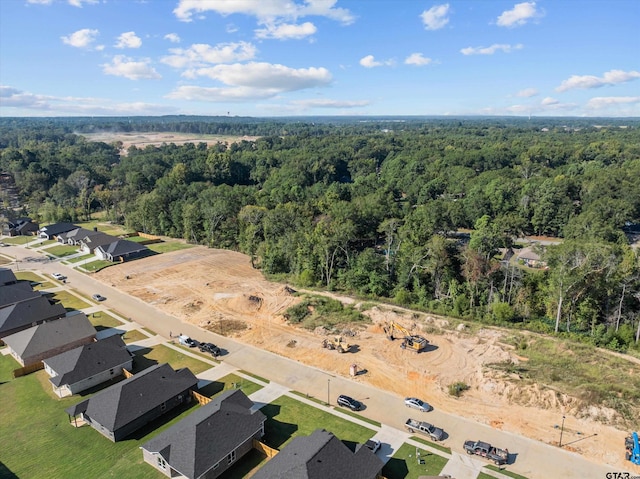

160,402,167,411
227,450,236,464
109,369,114,375
157,456,167,470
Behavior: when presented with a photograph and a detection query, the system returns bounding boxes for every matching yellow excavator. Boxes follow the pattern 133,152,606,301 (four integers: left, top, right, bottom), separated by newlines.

322,336,352,353
383,322,428,353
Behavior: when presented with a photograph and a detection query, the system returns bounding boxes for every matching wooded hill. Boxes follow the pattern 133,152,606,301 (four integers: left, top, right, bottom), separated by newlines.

1,116,639,352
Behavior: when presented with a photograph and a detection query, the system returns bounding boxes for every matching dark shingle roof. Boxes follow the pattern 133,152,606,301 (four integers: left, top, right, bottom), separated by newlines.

252,429,383,479
100,239,149,256
67,363,198,432
0,268,18,286
58,227,95,242
2,312,96,358
80,232,119,250
0,295,67,336
142,389,266,479
43,334,132,387
0,282,40,308
38,222,79,236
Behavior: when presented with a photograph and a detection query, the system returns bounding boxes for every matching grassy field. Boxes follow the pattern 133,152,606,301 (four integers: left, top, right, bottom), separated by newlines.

132,344,211,375
198,373,263,399
42,244,80,257
410,435,452,454
260,395,376,449
334,406,382,427
0,354,167,479
50,290,91,310
66,253,94,264
491,335,640,424
146,241,195,254
122,330,149,343
382,443,448,479
81,260,115,272
88,311,124,329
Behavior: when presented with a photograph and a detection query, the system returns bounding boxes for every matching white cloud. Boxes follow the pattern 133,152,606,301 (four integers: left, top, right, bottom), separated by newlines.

161,42,257,69
556,69,640,92
115,31,142,49
102,56,161,80
173,0,355,25
360,55,381,68
421,4,450,30
255,22,317,40
68,0,99,6
586,96,640,109
185,62,331,90
26,0,53,4
460,43,523,55
496,2,541,28
516,88,538,97
0,85,177,116
541,97,559,105
61,28,99,49
405,53,432,66
290,98,370,108
164,33,181,43
166,85,278,102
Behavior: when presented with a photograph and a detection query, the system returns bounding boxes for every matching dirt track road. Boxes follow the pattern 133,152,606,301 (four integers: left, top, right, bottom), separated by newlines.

4,243,635,479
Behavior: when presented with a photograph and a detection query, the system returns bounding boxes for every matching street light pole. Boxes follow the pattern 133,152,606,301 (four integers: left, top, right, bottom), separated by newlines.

327,379,330,406
559,415,566,447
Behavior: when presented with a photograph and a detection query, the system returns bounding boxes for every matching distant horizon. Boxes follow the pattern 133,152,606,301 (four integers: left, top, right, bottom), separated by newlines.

1,1,638,118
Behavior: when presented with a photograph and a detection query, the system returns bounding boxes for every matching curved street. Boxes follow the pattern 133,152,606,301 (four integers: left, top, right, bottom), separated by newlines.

3,241,625,479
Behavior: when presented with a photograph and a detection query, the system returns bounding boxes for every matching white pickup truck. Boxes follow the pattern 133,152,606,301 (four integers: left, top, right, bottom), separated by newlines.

178,335,196,347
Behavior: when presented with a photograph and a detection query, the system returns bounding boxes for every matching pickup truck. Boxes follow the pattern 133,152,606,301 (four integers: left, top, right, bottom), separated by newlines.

178,335,197,347
463,440,509,465
405,418,444,441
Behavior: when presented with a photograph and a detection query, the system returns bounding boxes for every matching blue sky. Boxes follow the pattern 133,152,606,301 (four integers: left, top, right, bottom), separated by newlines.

0,0,638,117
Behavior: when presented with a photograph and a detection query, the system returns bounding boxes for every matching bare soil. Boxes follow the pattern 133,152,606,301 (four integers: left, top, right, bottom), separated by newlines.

95,246,636,470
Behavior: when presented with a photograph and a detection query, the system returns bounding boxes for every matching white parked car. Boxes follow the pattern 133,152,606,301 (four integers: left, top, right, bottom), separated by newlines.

51,273,67,280
404,397,431,412
364,439,381,453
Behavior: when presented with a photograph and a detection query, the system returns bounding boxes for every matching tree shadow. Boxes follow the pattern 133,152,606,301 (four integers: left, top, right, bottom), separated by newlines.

260,403,298,449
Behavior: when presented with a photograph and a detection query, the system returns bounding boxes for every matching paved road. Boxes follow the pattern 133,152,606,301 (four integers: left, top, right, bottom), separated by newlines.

3,243,624,479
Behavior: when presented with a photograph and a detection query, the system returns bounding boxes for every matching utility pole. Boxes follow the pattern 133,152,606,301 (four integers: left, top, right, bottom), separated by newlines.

327,379,330,406
559,415,566,447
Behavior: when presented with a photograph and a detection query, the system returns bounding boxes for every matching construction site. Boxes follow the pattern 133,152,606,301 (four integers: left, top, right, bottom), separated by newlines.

94,244,640,471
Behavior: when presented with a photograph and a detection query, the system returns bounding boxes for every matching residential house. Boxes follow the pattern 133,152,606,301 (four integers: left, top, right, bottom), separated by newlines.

5,217,39,236
95,239,150,262
141,389,266,479
0,295,67,338
57,227,98,245
0,267,18,286
3,312,96,366
38,222,79,240
66,363,198,442
79,232,118,254
43,334,133,398
252,429,384,479
0,282,40,308
516,246,547,269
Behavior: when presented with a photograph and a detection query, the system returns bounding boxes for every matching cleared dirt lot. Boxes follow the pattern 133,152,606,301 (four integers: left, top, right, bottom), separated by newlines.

93,246,638,470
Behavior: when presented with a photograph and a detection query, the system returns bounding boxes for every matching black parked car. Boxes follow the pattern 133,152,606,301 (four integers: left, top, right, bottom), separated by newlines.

199,342,221,357
337,394,363,411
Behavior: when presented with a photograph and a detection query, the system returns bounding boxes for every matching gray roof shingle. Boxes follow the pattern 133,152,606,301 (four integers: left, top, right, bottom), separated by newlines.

0,295,67,336
100,239,149,257
43,334,132,387
67,363,198,432
252,429,383,479
142,389,266,479
0,281,40,307
0,268,18,286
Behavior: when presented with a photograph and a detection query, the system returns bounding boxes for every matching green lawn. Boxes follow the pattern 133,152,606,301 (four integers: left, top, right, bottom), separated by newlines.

88,311,124,329
15,271,47,283
382,443,448,479
410,435,452,454
43,244,80,257
122,330,149,344
50,290,91,310
0,256,12,265
1,236,31,245
334,406,382,427
260,395,376,449
66,253,95,264
81,260,115,272
0,354,167,479
147,241,195,254
132,344,210,375
198,373,263,399
479,473,497,479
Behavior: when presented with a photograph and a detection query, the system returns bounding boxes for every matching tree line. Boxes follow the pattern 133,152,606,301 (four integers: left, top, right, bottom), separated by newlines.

1,117,639,351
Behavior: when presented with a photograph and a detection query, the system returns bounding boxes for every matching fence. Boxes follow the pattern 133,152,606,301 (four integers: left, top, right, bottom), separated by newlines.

13,361,44,378
253,439,279,458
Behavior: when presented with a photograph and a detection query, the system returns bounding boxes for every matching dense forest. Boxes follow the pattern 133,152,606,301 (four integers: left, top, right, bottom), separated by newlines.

1,116,640,352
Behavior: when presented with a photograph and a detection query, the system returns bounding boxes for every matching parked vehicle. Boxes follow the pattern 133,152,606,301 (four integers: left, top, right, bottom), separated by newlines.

199,342,221,357
405,418,444,441
463,440,509,465
626,432,640,464
92,294,106,301
51,273,66,280
404,397,431,412
178,335,197,347
364,439,381,453
337,394,363,411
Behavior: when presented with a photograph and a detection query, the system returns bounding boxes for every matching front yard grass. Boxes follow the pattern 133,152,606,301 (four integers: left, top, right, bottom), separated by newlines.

410,435,452,454
81,260,114,272
88,311,124,329
382,443,448,479
485,464,530,479
198,373,262,399
66,253,94,264
50,290,91,310
131,344,210,375
42,244,80,258
0,354,166,479
122,330,149,344
147,241,195,254
261,395,376,450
